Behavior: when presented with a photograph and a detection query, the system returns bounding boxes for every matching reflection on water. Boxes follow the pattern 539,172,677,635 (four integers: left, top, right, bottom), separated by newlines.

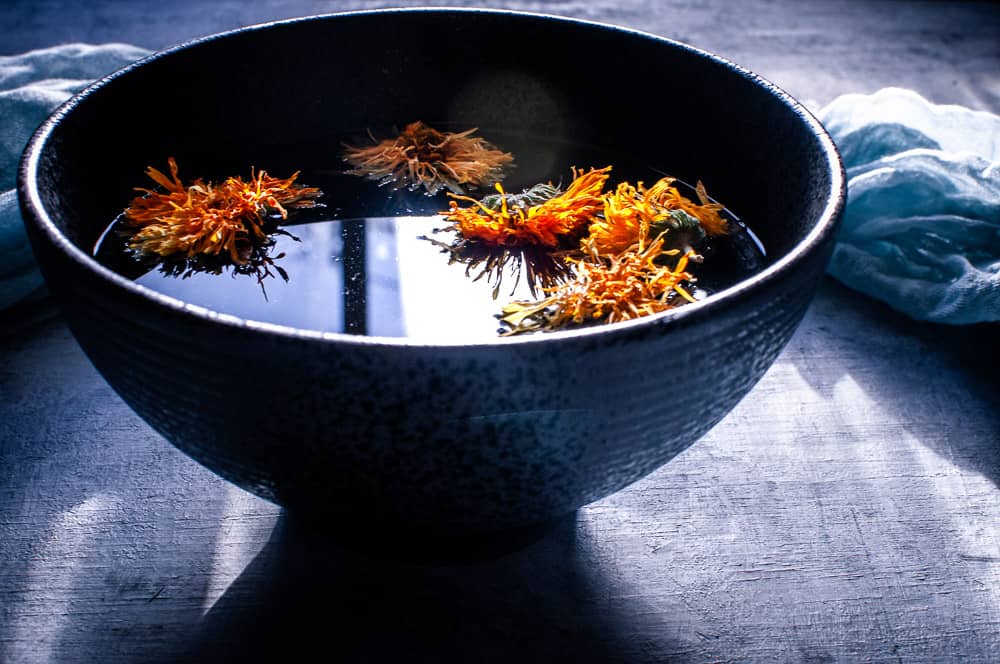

95,211,766,341
96,216,538,341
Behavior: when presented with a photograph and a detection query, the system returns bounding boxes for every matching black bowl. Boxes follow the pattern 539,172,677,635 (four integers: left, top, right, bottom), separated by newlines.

19,10,843,544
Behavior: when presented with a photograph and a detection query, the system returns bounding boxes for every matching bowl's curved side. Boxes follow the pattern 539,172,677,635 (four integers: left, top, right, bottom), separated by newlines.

21,214,833,531
19,9,843,532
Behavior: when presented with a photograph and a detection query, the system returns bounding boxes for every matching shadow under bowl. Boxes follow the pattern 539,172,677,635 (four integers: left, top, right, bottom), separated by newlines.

18,9,844,546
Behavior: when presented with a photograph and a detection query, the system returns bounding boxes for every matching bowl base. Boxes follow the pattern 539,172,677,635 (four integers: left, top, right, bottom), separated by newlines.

281,509,572,564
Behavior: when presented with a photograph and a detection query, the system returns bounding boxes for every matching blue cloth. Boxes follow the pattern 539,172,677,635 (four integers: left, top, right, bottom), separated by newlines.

1,43,150,309
817,88,1000,324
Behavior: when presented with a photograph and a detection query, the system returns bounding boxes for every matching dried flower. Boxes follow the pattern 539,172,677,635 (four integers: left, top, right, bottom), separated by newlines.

342,121,514,195
499,239,699,335
426,166,611,296
495,174,724,334
123,157,322,264
585,176,728,258
448,167,609,247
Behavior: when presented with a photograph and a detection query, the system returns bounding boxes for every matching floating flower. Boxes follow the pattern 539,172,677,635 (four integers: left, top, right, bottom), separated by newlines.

123,157,322,264
495,174,723,334
585,177,728,258
427,166,611,296
499,239,699,335
342,121,514,195
448,167,609,247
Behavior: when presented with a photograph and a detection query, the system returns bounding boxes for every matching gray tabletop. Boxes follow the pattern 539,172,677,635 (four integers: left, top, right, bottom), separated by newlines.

2,1,999,662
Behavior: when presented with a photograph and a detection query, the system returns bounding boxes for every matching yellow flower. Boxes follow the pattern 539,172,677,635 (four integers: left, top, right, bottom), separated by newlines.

343,121,514,195
123,158,322,264
429,166,611,296
499,238,698,335
445,166,610,247
585,176,728,258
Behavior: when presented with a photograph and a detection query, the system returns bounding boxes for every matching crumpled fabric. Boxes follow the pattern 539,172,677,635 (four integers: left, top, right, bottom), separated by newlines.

1,43,150,310
816,87,1000,324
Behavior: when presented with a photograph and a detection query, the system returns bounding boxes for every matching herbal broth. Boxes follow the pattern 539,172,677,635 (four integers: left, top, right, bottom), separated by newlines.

94,136,766,341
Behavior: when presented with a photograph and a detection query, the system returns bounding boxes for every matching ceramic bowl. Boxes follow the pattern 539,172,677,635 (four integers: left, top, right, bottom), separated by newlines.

19,9,843,544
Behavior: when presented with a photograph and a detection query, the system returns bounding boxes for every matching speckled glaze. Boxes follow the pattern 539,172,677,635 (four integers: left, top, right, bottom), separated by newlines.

18,10,843,540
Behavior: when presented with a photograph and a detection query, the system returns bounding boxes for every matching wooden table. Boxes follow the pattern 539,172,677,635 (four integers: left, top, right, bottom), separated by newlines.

2,1,998,661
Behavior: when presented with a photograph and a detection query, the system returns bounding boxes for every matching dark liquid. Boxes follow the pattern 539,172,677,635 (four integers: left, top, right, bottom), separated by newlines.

93,137,766,339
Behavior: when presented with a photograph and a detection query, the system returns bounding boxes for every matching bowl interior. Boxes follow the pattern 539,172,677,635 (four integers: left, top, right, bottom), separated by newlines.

29,9,838,292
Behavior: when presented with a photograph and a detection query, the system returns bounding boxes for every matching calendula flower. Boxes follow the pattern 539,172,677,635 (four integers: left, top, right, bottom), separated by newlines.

448,167,609,247
498,239,699,335
585,176,728,258
494,174,723,333
123,157,322,264
427,166,611,296
342,121,514,195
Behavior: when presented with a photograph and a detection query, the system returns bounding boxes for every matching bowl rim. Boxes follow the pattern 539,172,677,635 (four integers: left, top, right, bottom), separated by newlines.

18,7,845,350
